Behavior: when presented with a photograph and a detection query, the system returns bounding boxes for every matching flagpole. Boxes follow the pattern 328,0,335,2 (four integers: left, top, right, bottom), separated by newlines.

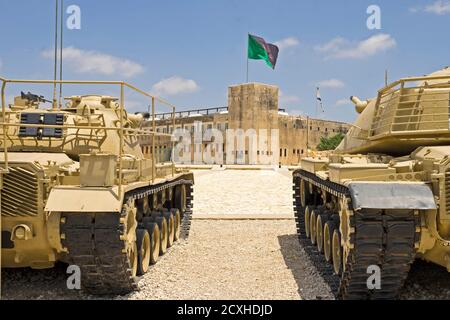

316,87,319,119
316,102,319,119
246,57,249,83
246,33,249,83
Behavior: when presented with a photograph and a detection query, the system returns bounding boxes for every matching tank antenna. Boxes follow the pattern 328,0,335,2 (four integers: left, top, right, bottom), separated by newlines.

52,0,59,110
385,69,388,86
59,0,64,109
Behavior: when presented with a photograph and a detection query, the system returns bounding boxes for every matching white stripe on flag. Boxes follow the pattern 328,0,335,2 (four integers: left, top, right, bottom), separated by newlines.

316,87,324,112
316,87,322,101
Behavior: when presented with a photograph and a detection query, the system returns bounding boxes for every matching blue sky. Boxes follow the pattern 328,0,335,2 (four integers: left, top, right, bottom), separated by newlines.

0,0,449,122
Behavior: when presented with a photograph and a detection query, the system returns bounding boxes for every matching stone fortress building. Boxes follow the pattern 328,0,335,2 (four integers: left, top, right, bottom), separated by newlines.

139,83,350,166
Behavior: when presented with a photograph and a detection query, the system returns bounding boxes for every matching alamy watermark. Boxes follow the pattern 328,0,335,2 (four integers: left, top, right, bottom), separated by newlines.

367,5,382,30
366,265,381,290
66,4,81,30
66,265,81,290
170,123,281,166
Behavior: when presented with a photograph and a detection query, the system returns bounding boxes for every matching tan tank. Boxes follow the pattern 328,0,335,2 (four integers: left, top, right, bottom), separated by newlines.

293,67,450,299
0,77,194,295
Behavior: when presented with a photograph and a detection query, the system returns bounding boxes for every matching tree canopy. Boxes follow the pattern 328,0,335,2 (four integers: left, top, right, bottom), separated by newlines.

317,133,345,151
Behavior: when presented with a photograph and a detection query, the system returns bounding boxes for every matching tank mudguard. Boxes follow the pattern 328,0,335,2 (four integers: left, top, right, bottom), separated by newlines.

347,182,436,210
44,186,123,212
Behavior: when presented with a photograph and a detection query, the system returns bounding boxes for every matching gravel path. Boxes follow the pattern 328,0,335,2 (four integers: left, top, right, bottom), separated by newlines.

125,220,303,300
193,169,293,216
1,169,449,300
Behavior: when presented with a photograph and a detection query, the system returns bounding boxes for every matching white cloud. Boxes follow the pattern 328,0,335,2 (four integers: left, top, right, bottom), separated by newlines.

410,1,450,15
317,79,345,89
425,0,450,15
274,37,300,50
335,98,351,107
316,37,346,53
316,34,396,59
279,90,300,105
42,46,144,77
151,76,199,96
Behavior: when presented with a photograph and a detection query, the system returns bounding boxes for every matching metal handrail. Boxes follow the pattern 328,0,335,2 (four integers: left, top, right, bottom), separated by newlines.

155,106,228,120
378,74,450,94
369,74,450,138
0,76,177,196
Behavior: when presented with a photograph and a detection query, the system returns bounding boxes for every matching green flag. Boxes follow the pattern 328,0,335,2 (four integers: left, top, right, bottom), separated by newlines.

247,34,279,69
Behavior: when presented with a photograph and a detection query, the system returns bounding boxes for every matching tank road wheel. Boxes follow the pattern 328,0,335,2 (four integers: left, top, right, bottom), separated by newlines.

148,223,160,264
300,179,312,207
323,220,337,263
142,218,161,265
173,184,187,213
129,241,139,278
310,209,319,245
171,209,181,241
136,196,151,220
332,229,343,275
155,216,168,255
136,229,151,275
316,213,329,253
304,206,313,239
122,199,139,278
338,198,354,273
163,211,175,248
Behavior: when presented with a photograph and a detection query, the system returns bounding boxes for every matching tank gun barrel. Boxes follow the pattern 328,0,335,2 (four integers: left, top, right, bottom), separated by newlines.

128,113,144,128
350,96,369,114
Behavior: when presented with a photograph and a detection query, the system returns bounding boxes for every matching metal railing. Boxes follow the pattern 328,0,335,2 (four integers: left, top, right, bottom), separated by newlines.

155,106,228,120
0,77,178,197
369,74,450,139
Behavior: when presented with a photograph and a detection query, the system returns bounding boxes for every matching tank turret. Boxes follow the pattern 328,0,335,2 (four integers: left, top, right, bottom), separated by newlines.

337,67,450,155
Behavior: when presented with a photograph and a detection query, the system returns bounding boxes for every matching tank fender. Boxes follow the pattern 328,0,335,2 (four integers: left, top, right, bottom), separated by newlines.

347,182,437,210
44,186,123,212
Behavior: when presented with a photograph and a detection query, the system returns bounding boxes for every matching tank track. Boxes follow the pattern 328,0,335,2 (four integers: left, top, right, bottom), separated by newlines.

180,184,193,239
61,179,193,295
293,169,418,300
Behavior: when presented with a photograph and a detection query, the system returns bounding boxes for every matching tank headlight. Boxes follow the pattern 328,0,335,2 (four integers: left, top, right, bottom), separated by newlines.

15,227,26,239
12,224,33,241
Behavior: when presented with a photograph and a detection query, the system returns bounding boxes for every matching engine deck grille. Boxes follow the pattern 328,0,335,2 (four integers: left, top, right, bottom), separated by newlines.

1,166,39,217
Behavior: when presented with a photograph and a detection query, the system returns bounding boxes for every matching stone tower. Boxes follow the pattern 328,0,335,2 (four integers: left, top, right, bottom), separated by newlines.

227,83,279,164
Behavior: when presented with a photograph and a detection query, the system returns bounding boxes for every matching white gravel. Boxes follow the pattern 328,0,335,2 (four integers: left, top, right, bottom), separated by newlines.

193,169,293,216
124,220,303,300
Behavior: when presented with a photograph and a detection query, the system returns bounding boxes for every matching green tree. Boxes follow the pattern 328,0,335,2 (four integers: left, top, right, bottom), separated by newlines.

317,133,345,151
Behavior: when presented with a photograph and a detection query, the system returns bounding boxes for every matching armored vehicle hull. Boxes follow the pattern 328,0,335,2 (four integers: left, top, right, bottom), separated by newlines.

0,78,194,295
293,68,450,299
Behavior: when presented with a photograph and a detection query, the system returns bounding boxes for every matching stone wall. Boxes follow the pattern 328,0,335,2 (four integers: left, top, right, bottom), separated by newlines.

139,82,350,165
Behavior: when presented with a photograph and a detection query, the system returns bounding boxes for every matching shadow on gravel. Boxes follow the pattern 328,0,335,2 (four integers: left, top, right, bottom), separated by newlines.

279,234,450,300
278,234,335,300
400,260,450,300
1,262,89,300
